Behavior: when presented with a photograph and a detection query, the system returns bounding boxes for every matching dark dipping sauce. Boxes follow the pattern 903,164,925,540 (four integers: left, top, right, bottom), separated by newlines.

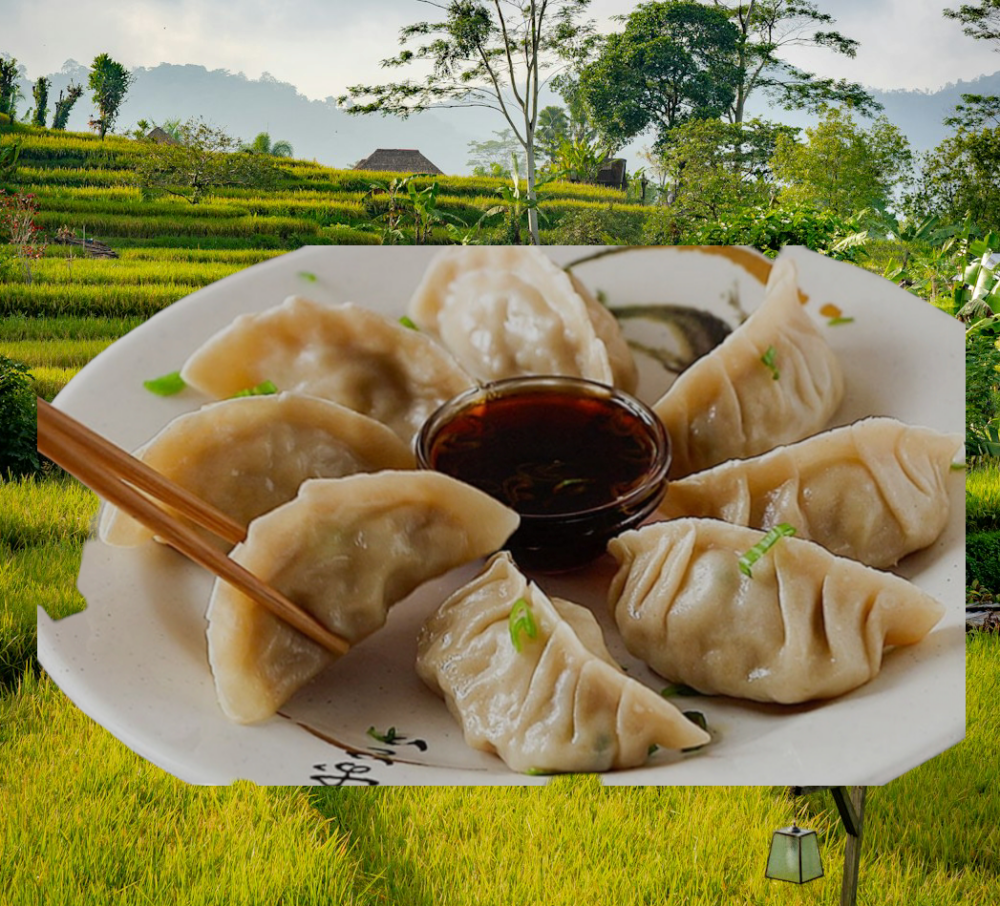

417,376,671,572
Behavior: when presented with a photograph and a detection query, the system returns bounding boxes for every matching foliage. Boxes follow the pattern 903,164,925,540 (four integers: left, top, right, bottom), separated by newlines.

466,129,524,177
535,105,570,162
0,355,39,479
135,118,280,204
362,176,470,245
0,136,21,185
31,77,50,129
910,112,1000,228
579,2,740,149
770,106,912,217
967,531,1000,588
87,53,134,139
0,57,19,119
50,82,83,131
550,133,617,183
241,132,294,158
944,0,1000,44
0,190,47,283
653,117,792,220
340,0,594,246
712,0,880,122
549,205,645,245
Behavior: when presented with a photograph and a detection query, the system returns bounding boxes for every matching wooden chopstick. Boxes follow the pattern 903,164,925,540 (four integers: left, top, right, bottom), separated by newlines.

36,399,351,657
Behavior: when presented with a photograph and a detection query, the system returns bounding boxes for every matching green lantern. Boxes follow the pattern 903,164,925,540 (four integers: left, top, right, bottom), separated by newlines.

765,824,824,884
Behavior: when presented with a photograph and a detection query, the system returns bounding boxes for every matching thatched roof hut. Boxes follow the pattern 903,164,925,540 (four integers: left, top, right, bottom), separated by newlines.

146,126,179,145
354,149,444,175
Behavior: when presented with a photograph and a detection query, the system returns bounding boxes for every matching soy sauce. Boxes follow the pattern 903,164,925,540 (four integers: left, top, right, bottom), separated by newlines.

419,378,670,571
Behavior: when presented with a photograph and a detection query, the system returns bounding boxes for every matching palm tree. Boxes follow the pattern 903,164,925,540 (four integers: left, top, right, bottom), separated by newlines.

242,131,294,158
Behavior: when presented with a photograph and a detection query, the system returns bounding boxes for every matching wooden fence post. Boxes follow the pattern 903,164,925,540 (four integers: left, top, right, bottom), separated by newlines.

839,786,867,906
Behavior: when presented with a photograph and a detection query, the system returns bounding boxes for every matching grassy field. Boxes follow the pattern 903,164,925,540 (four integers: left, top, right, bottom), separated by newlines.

1,121,996,902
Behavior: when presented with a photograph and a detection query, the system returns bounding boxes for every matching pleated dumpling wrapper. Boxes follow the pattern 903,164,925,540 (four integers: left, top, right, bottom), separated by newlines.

416,552,710,774
208,472,519,724
658,418,963,568
407,247,638,392
99,393,414,548
180,298,474,444
653,258,844,478
608,520,944,704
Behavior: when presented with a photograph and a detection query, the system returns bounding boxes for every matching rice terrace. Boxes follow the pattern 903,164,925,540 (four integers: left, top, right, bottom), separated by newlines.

2,104,999,903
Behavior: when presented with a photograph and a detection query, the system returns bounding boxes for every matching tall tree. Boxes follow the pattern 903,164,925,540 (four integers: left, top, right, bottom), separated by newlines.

578,2,741,150
241,132,294,157
340,0,593,246
51,82,83,131
0,57,19,119
466,128,525,175
944,0,1000,45
706,1,879,123
88,53,134,139
770,106,912,217
32,77,50,128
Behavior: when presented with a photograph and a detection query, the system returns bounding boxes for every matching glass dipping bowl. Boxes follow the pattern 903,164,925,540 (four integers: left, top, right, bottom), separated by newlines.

416,376,671,571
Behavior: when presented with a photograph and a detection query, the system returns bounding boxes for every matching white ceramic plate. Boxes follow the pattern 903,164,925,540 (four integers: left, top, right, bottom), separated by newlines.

37,245,965,786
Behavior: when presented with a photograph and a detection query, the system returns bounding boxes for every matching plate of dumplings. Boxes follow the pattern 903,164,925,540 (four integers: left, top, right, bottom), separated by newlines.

37,245,965,786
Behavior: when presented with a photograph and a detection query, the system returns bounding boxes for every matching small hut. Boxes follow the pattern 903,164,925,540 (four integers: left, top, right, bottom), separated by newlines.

354,149,444,175
146,126,179,145
594,158,628,191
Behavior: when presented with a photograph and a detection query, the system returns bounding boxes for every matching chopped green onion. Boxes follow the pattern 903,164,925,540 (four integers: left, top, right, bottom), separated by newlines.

298,271,318,282
525,767,553,776
648,744,659,756
660,683,703,698
827,316,855,326
231,380,279,398
367,726,400,745
143,371,186,396
738,524,797,578
761,345,780,380
398,315,419,330
950,462,966,471
509,597,538,652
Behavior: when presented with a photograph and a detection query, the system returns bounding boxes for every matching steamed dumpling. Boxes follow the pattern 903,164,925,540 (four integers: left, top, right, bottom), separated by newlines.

416,552,710,774
208,472,519,723
658,418,963,567
181,297,474,443
99,393,414,548
408,247,638,392
608,520,944,704
653,259,844,477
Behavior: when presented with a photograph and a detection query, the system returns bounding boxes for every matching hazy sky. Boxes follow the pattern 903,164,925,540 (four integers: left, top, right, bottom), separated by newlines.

4,0,998,99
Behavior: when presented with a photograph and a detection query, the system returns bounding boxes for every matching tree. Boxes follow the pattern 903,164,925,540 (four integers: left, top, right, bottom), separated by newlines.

0,57,20,119
578,2,741,150
241,131,294,157
535,105,569,161
31,77,50,129
656,116,792,217
88,53,134,139
51,82,83,131
340,0,593,247
769,106,912,216
466,129,525,176
135,118,280,204
944,0,1000,44
706,1,879,123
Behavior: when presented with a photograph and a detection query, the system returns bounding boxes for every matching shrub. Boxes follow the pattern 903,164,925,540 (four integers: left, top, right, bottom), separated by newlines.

0,355,39,478
966,531,1000,591
549,206,646,246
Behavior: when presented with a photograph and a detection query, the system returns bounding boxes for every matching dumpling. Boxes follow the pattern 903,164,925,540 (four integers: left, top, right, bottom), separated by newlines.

99,393,415,548
208,472,519,723
608,519,944,704
416,552,710,774
658,418,963,568
408,247,638,392
181,297,474,443
653,259,844,477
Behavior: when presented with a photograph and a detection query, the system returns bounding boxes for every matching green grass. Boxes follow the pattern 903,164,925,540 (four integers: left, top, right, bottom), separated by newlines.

967,462,1000,532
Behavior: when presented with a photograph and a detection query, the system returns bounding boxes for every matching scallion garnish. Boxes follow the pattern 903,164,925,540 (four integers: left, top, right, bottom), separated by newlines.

827,316,855,326
398,315,419,330
950,462,966,471
143,371,186,396
738,524,797,578
761,345,780,380
232,380,279,398
509,597,538,652
682,710,710,752
660,683,703,698
298,271,318,283
367,726,400,745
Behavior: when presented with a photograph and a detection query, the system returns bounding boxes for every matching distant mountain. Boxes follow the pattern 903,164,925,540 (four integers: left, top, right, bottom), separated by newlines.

8,58,1000,173
9,59,479,174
